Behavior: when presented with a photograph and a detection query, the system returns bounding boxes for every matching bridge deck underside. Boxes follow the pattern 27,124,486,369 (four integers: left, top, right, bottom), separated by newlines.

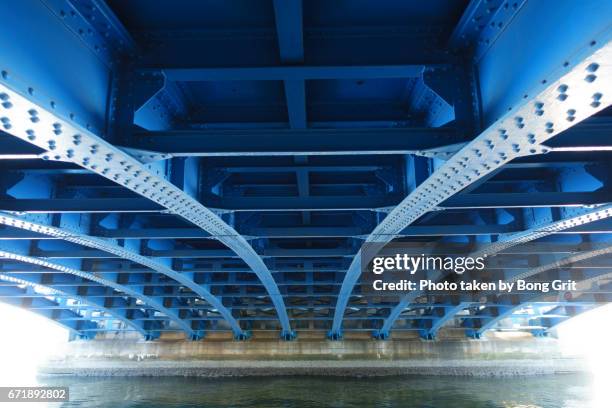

0,0,610,340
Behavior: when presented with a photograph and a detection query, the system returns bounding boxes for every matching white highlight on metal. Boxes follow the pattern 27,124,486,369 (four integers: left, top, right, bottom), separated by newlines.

0,273,149,337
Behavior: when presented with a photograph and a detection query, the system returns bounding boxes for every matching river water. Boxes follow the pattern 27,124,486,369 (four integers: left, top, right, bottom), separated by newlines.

18,373,608,407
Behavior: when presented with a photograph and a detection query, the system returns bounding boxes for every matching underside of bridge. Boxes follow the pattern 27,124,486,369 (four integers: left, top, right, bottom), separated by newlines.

0,0,610,343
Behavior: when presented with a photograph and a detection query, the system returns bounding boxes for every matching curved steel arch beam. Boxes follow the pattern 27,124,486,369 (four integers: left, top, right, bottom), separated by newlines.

0,212,247,339
0,285,98,339
475,204,612,257
0,83,292,338
466,246,612,338
0,246,199,338
0,273,157,339
376,206,612,338
330,41,612,338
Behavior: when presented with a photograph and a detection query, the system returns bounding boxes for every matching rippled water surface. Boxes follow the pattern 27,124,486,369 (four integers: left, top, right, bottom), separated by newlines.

20,373,608,408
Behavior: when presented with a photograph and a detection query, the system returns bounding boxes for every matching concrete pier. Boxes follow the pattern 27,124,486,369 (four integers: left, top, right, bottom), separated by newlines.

39,332,588,377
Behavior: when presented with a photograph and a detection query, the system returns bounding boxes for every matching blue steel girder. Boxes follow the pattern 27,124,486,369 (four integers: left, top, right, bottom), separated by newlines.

124,127,466,157
455,245,612,338
273,0,306,129
0,237,202,339
375,205,612,337
0,285,97,339
329,25,612,337
0,64,292,341
1,192,610,214
449,0,527,63
0,211,247,339
4,218,609,240
0,0,293,339
0,273,157,339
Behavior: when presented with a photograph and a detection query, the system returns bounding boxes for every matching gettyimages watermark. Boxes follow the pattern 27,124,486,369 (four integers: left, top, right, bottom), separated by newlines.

360,242,609,296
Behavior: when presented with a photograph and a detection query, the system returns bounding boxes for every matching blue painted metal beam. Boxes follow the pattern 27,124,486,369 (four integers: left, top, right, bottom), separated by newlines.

160,65,426,82
8,219,609,240
273,0,306,129
5,192,607,214
0,236,201,338
126,127,465,156
376,205,612,337
0,48,293,340
0,212,248,339
329,25,612,337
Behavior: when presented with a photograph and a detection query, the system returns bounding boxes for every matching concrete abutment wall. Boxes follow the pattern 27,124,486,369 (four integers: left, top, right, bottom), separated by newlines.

39,332,589,377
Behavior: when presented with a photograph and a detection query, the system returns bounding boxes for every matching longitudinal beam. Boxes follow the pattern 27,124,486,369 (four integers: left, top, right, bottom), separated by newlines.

0,79,293,339
273,0,306,129
329,38,612,338
0,274,155,339
0,212,246,339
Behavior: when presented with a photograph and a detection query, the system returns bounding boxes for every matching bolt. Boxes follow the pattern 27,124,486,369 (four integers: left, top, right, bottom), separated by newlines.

591,92,603,108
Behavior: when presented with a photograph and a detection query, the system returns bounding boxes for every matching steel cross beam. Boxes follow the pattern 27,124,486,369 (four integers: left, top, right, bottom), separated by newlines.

0,273,156,339
159,65,426,82
2,192,609,213
0,212,247,339
328,39,612,338
127,128,464,157
0,244,200,338
0,285,97,339
0,81,293,339
375,205,612,338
